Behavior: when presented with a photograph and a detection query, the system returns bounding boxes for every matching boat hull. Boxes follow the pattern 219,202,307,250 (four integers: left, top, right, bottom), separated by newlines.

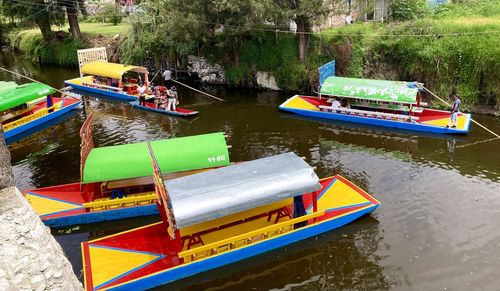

4,98,82,140
130,101,199,117
81,175,380,291
65,81,137,101
279,95,471,135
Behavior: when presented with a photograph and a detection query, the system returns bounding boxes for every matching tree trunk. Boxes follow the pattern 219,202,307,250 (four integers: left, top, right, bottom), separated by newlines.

0,126,13,190
66,1,83,40
34,12,54,41
295,16,309,63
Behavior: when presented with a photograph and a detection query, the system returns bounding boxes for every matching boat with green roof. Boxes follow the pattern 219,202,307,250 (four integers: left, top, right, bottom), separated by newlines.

0,81,82,140
279,61,471,135
22,113,231,227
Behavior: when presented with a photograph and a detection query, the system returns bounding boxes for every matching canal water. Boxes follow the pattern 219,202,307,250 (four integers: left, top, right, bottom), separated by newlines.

2,52,500,290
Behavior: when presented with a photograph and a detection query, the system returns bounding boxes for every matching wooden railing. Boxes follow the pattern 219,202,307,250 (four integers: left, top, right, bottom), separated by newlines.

3,105,57,131
82,192,157,211
178,211,325,263
319,105,419,122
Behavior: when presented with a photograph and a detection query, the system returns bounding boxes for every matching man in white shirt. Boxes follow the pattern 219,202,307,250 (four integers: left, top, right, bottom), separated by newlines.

166,86,178,111
137,83,146,105
162,69,172,88
330,97,341,109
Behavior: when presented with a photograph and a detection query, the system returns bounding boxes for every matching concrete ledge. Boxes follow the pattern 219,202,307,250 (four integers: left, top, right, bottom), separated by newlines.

0,187,83,291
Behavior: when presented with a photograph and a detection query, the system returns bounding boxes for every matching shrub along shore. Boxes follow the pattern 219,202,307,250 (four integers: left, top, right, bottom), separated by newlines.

4,1,500,112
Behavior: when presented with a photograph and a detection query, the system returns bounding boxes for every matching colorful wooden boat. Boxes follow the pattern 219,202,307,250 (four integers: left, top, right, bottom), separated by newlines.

130,101,199,117
1,81,82,140
81,151,379,291
23,114,230,227
279,61,471,135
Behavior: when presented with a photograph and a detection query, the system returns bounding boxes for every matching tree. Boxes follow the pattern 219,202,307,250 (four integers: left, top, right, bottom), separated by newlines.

0,126,13,190
273,0,340,62
59,0,83,39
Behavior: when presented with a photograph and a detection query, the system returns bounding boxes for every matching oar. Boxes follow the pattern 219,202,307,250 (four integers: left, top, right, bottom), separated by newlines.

171,79,226,102
419,85,500,139
0,66,81,101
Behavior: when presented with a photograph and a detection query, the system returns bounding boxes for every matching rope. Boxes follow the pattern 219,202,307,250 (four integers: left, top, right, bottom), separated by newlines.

419,85,500,139
0,66,80,100
171,79,226,102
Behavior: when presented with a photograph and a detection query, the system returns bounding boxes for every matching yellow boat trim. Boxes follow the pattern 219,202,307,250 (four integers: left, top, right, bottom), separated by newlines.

81,62,148,79
3,102,62,132
25,193,82,216
282,95,319,111
311,177,371,214
82,192,157,210
422,114,468,129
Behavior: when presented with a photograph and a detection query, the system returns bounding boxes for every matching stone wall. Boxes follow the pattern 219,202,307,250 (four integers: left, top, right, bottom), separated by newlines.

187,55,226,84
0,187,83,291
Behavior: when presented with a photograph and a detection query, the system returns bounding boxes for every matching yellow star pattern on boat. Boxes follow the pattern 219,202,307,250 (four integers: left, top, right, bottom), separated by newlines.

283,96,319,111
422,115,468,129
25,193,82,216
89,245,162,289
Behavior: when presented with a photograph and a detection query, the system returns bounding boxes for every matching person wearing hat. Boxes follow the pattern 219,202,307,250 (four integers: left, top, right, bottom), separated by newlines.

166,86,178,111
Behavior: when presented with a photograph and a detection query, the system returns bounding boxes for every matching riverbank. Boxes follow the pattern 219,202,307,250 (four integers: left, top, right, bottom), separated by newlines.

4,1,499,114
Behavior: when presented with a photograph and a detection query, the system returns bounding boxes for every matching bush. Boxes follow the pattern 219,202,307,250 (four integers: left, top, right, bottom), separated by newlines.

97,3,123,25
388,0,429,21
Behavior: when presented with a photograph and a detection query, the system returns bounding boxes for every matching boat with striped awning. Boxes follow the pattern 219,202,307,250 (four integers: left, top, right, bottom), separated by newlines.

81,151,380,291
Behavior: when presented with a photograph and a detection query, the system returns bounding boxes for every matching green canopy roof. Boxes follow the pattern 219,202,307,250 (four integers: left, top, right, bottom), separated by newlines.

0,81,18,94
0,82,55,112
82,132,230,183
319,77,418,104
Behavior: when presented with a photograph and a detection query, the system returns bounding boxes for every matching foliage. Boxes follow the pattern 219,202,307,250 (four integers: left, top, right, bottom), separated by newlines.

96,3,123,25
388,0,429,21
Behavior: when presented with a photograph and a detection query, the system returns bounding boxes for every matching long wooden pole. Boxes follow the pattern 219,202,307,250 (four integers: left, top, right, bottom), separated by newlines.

420,86,500,139
0,66,80,100
171,79,226,102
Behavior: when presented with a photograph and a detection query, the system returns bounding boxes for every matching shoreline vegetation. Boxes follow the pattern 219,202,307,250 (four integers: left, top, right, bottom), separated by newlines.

2,0,499,114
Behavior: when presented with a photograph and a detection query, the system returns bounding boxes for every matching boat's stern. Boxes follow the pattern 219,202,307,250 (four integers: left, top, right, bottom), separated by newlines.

64,76,93,86
420,111,472,134
82,222,178,291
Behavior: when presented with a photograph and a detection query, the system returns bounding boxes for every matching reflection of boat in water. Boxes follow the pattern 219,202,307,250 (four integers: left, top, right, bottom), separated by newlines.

23,114,230,227
280,61,471,135
1,81,81,140
81,152,379,290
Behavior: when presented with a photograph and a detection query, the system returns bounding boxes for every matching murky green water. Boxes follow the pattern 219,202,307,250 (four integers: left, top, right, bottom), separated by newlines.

3,51,500,290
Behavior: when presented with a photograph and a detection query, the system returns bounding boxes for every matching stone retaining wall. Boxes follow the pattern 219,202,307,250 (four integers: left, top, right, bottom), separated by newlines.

0,187,83,291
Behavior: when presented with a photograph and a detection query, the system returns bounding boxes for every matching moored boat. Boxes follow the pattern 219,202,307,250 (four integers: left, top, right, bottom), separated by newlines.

1,81,82,140
130,100,199,117
23,113,230,227
81,151,379,291
279,61,471,135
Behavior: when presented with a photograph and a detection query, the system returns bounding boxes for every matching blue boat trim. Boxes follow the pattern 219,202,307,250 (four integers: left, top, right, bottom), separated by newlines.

44,204,159,228
65,82,137,101
279,105,471,135
4,100,82,140
106,204,379,291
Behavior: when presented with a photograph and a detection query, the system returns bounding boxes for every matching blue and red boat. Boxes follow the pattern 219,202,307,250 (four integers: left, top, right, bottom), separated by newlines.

279,61,471,135
23,114,230,227
1,81,81,140
81,151,379,290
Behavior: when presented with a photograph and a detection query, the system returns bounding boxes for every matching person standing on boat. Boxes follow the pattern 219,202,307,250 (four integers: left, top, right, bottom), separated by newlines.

162,69,172,88
137,82,147,106
166,86,178,111
446,94,461,128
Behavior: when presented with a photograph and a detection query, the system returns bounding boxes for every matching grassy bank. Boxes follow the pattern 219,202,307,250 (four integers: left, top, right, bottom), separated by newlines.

7,23,129,66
